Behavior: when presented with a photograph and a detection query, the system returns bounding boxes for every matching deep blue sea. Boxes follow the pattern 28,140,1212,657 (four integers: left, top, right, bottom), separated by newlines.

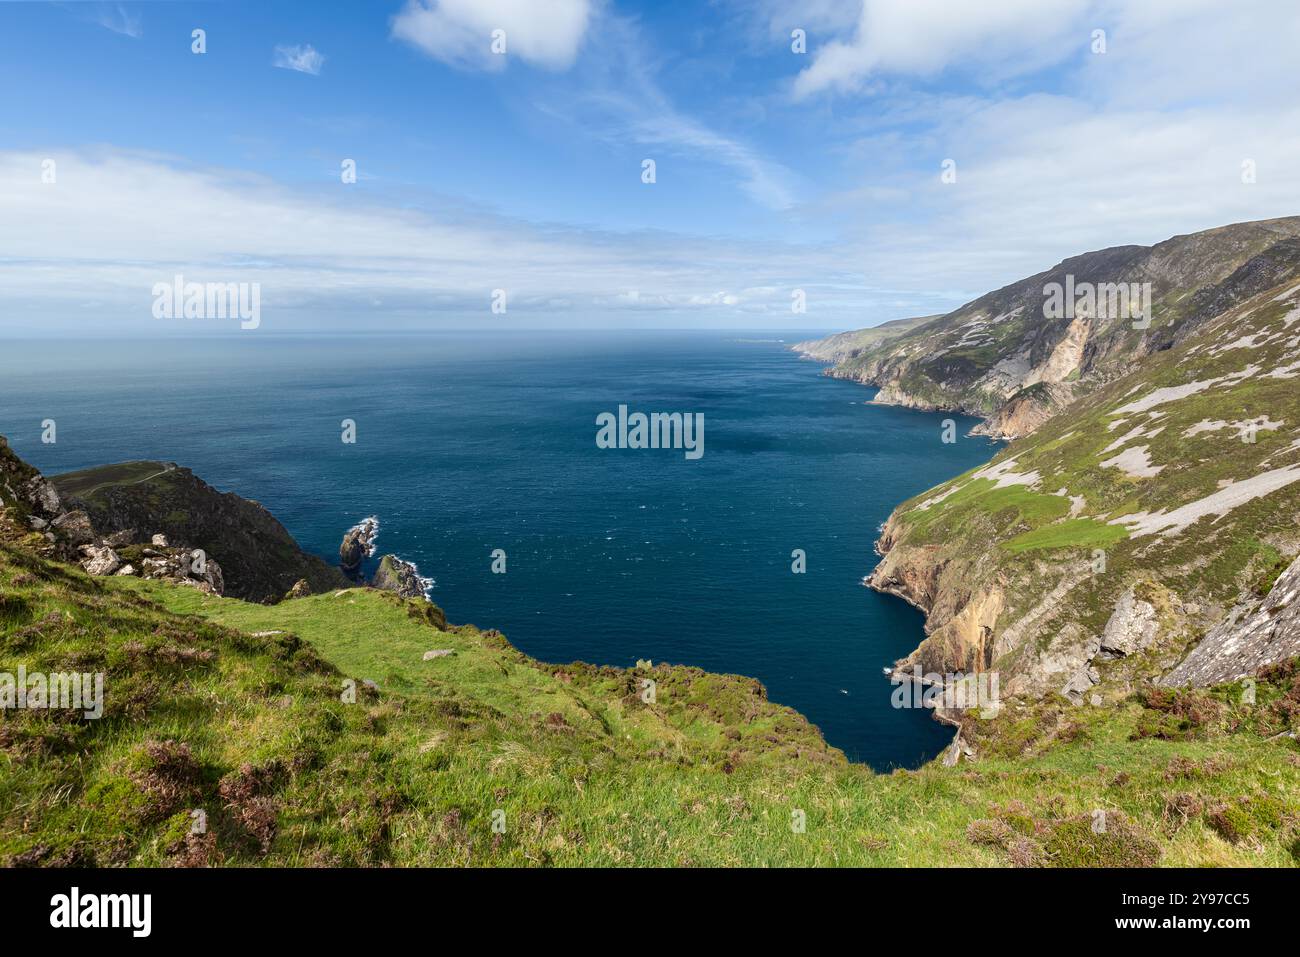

0,332,999,769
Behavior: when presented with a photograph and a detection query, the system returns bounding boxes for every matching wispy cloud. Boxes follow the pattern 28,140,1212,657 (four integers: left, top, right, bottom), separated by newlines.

392,0,593,71
91,2,142,39
534,14,801,211
272,43,325,76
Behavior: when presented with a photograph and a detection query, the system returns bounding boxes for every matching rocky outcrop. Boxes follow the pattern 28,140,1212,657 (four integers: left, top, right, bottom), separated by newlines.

1098,587,1161,658
970,384,1069,440
371,554,428,600
138,544,225,595
339,517,378,581
1163,555,1300,687
80,545,122,577
869,514,1005,676
51,461,347,603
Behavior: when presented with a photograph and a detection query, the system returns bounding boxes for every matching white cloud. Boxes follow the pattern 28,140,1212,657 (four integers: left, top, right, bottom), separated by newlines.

273,44,325,76
775,0,1300,310
0,150,872,330
793,0,1092,97
392,0,593,72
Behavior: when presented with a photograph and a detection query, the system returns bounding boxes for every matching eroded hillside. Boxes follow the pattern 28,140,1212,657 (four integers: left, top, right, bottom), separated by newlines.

869,257,1300,715
798,217,1300,440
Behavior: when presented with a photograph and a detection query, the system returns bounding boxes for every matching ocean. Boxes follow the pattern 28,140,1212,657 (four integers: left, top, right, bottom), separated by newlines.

0,331,999,769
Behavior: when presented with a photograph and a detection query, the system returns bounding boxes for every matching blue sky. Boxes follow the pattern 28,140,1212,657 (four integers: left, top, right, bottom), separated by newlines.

3,0,1300,333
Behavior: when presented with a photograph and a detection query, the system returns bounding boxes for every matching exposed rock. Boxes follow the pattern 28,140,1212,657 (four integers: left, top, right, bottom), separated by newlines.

797,218,1300,439
81,545,122,577
422,649,454,660
1062,663,1100,704
1163,555,1300,687
340,517,378,581
136,547,225,595
103,528,136,548
1098,586,1161,658
372,553,427,600
50,510,96,547
23,475,62,515
50,461,347,603
971,384,1069,440
115,564,137,576
285,579,312,599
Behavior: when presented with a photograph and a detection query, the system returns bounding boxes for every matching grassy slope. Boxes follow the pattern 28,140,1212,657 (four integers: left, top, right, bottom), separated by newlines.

791,315,936,362
51,461,172,499
2,536,1298,867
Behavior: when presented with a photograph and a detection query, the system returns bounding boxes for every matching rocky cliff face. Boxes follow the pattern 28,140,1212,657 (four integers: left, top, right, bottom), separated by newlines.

857,216,1300,719
49,460,348,603
1,434,93,559
797,217,1300,439
1163,556,1300,687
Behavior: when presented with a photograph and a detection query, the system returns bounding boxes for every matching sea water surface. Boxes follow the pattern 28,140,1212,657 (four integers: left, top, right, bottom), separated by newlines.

0,332,999,769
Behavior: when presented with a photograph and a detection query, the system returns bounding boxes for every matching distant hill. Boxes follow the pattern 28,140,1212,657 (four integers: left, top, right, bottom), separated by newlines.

796,217,1300,439
791,315,936,363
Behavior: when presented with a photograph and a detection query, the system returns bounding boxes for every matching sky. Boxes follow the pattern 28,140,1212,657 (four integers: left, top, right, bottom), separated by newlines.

2,0,1300,334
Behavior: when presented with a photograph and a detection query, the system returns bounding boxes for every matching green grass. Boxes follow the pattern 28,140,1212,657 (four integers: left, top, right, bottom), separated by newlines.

49,461,171,499
3,533,1298,867
1004,518,1130,554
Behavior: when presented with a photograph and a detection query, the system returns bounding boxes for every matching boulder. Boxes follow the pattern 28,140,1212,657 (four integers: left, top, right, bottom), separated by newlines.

50,510,96,547
1098,587,1160,658
22,475,61,515
151,533,169,547
1061,663,1099,704
81,545,122,577
422,649,454,660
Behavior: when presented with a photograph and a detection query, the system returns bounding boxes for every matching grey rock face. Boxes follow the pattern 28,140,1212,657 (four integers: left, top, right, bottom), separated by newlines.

1098,587,1160,658
1062,662,1100,704
51,510,96,547
1163,555,1300,686
80,545,122,576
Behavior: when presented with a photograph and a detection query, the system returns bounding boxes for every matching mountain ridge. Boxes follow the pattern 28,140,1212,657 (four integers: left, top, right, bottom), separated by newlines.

811,217,1300,725
795,216,1300,441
